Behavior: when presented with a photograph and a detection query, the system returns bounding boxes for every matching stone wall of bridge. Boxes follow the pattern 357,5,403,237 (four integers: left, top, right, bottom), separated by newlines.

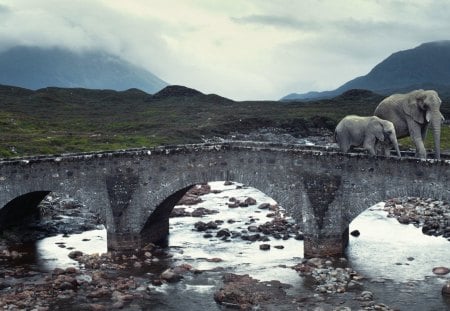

0,143,448,257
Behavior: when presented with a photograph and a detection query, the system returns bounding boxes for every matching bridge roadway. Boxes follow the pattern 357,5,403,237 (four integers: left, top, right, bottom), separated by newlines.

0,142,448,257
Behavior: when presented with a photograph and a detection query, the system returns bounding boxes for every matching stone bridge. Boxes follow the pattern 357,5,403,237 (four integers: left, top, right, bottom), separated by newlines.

0,142,448,258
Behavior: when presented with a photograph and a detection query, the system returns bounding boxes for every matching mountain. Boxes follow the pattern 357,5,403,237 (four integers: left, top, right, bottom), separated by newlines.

0,46,168,94
150,85,233,104
282,40,450,101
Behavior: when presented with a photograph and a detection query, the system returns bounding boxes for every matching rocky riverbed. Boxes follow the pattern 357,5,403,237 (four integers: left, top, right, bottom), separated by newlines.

0,182,449,310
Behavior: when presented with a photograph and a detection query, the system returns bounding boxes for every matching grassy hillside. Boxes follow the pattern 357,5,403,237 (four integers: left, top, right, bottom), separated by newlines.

0,85,449,158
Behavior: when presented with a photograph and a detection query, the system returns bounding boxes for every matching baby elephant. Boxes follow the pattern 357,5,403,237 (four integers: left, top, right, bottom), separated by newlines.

335,115,401,157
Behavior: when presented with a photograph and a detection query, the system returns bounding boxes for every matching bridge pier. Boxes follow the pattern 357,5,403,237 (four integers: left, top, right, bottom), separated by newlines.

107,232,146,251
301,172,349,258
106,186,192,251
303,228,349,258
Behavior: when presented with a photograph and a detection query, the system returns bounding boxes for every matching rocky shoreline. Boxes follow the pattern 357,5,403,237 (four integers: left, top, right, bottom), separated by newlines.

383,197,450,241
0,183,449,310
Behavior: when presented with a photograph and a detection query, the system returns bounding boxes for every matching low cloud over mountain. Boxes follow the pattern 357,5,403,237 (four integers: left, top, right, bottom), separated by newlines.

0,46,168,94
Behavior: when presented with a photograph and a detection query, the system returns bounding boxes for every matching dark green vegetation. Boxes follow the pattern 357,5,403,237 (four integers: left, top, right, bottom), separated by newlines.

0,85,449,158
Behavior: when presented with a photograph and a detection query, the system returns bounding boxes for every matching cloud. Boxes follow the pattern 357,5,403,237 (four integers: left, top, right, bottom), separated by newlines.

0,4,10,14
231,14,318,32
1,0,450,100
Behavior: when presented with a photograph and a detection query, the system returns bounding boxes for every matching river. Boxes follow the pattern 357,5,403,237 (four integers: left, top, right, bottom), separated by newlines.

1,181,449,310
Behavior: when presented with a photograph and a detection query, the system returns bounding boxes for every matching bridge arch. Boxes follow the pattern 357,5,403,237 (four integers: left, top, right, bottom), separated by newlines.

135,172,303,251
0,143,448,257
0,191,50,229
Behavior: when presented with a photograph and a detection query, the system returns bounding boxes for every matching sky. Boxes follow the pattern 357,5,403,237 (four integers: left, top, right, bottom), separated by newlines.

0,0,449,101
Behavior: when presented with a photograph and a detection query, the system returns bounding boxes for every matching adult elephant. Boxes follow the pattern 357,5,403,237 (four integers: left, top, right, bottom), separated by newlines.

334,115,401,157
374,89,444,160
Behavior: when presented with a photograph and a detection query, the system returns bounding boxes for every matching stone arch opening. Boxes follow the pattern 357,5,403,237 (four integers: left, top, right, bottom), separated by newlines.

140,185,194,246
0,191,104,233
0,190,107,270
137,180,304,258
0,191,50,230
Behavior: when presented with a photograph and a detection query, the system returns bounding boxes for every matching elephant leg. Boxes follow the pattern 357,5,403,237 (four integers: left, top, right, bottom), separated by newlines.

363,138,376,156
380,142,392,157
338,139,350,153
413,139,426,158
384,147,391,157
407,120,427,158
374,141,385,156
340,145,350,153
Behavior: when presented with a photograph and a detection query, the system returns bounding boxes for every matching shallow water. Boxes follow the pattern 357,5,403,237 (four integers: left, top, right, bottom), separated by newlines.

348,204,450,282
36,227,107,271
3,181,450,310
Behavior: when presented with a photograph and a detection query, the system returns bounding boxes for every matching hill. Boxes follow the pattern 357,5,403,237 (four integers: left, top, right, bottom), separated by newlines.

0,84,448,158
0,46,168,94
282,40,450,101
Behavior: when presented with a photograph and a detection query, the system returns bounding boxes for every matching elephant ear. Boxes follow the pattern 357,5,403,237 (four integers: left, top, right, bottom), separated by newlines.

403,92,426,124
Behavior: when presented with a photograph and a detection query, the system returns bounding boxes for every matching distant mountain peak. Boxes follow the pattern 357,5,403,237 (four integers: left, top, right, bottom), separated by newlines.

0,45,168,94
282,40,450,101
417,40,450,48
152,85,204,99
335,89,378,99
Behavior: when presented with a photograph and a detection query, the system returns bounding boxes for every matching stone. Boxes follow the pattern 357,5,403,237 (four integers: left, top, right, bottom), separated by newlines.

358,290,374,301
194,221,218,231
170,207,191,217
247,225,259,232
160,268,183,283
87,288,111,298
257,203,271,210
432,266,450,275
68,250,83,259
442,282,450,296
398,215,411,224
294,233,304,240
191,207,218,217
65,267,78,274
227,202,239,208
89,304,106,311
216,229,231,238
241,234,261,242
214,273,289,309
350,230,360,237
244,197,257,205
206,257,223,262
259,244,270,250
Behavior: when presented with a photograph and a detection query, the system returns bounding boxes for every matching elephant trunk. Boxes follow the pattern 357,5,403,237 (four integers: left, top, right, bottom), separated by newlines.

430,113,442,160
